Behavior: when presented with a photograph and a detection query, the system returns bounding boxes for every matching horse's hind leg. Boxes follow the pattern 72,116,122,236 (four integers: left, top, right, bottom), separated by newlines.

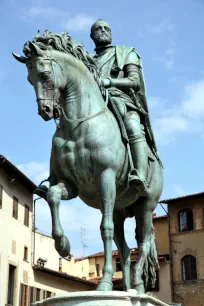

47,180,77,257
96,169,116,291
113,211,131,291
132,197,158,293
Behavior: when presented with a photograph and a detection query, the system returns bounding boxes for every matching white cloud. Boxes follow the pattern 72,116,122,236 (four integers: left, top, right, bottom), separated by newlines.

21,6,64,21
172,184,186,197
148,96,166,109
62,14,96,32
156,56,175,71
17,161,49,184
182,80,204,119
152,79,204,145
154,114,189,144
145,17,174,35
155,46,177,71
20,5,95,33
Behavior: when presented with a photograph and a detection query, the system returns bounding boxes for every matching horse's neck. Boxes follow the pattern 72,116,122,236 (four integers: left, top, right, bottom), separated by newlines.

61,56,104,122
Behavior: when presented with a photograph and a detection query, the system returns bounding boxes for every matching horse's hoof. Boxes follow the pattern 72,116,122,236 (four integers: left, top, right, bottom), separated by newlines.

96,280,113,291
55,235,70,258
132,282,144,294
34,185,48,199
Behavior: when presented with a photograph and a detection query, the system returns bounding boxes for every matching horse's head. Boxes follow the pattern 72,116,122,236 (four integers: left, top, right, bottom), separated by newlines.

13,30,101,121
13,42,66,121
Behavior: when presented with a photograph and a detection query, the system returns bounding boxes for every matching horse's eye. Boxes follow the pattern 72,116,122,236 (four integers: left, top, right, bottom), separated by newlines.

40,71,51,81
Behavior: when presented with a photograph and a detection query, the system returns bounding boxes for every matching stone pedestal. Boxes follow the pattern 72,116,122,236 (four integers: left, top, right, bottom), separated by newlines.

32,290,169,306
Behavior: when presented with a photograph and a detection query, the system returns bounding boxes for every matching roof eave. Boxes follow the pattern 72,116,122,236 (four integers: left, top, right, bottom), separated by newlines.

0,155,36,193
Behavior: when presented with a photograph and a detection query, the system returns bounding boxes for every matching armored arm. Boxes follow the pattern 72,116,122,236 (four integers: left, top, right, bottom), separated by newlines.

102,51,141,91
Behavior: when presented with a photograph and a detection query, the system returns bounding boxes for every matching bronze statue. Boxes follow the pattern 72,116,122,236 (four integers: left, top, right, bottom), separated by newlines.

91,19,162,196
13,25,163,294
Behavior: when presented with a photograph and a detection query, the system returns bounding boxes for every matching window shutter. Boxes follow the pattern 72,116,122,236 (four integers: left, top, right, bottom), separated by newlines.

29,286,34,305
13,196,18,219
24,205,29,226
19,283,24,306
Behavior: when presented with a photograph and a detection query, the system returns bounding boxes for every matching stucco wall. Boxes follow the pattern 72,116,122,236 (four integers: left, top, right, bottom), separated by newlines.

0,169,33,306
33,270,93,293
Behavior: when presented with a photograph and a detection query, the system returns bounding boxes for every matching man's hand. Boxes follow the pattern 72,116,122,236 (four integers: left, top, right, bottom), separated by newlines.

101,78,111,88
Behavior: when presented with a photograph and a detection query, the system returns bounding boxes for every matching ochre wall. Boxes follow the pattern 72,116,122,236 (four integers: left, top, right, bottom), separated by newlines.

153,217,170,255
168,197,204,306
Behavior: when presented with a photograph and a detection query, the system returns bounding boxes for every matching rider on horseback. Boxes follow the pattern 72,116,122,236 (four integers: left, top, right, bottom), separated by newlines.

90,19,161,196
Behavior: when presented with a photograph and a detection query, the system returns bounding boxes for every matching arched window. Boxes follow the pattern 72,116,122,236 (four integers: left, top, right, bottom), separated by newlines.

178,209,193,232
182,255,197,281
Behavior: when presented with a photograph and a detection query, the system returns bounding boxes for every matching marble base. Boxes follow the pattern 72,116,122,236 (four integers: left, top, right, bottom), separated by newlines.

32,290,169,306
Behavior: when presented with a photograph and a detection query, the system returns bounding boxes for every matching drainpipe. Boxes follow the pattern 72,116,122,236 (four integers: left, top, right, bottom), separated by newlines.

159,203,174,303
32,197,40,266
168,214,174,303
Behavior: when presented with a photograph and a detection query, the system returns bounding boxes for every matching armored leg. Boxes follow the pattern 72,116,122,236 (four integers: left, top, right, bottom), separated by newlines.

124,111,149,195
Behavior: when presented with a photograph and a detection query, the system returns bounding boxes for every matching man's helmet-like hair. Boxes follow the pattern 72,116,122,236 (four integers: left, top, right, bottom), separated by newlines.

90,19,111,34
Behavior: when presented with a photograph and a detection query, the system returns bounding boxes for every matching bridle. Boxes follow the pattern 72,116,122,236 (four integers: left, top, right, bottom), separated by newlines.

28,51,109,124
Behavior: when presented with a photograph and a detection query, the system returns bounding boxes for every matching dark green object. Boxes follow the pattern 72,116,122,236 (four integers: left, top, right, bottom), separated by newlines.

13,23,163,293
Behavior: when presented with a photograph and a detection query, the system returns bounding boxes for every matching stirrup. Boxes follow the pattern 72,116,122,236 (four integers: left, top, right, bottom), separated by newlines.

128,169,149,196
128,169,142,188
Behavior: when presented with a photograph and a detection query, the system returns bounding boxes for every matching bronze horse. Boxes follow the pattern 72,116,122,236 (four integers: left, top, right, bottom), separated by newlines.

13,31,163,293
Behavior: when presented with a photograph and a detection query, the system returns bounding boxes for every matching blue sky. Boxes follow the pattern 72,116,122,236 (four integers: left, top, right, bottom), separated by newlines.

1,0,204,257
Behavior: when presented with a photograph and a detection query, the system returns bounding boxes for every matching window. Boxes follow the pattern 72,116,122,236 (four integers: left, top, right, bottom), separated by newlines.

24,247,28,261
29,287,34,304
24,205,29,227
178,209,193,232
7,264,16,305
47,291,51,298
20,284,28,306
0,185,3,209
36,288,41,301
96,264,100,277
43,290,46,300
182,255,197,281
116,258,122,272
12,196,18,219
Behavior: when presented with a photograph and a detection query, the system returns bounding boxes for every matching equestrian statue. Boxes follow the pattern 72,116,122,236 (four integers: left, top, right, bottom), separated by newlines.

13,19,163,294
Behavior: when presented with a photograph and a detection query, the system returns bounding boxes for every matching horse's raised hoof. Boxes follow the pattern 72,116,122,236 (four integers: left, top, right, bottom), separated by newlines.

54,235,70,258
96,280,113,291
34,185,48,199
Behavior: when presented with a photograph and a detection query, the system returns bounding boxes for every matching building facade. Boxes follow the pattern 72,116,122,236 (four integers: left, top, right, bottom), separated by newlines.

160,192,204,306
0,155,95,306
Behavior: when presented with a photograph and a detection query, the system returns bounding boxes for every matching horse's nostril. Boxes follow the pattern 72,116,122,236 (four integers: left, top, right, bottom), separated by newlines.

45,105,50,113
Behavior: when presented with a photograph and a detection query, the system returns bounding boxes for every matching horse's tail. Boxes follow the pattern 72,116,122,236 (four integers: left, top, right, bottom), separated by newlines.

143,226,160,290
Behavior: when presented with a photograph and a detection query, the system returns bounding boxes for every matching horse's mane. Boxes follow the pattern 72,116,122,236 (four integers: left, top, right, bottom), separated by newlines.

23,30,101,85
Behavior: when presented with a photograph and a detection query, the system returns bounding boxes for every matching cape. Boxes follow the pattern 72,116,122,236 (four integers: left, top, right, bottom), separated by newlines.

115,46,159,158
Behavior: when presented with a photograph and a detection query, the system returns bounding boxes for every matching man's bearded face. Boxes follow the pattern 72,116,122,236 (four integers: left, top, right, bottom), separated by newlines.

91,21,112,47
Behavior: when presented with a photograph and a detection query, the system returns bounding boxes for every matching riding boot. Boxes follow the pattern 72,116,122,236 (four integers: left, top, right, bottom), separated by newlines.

128,136,149,196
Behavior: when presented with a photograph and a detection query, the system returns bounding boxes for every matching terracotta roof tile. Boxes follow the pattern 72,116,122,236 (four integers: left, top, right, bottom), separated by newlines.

159,191,204,204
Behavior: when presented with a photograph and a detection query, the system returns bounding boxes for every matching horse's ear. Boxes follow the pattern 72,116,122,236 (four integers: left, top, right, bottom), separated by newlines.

12,52,27,64
28,41,44,57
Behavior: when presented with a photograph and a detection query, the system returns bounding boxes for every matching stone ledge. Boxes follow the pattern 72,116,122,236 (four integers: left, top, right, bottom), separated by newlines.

32,290,169,306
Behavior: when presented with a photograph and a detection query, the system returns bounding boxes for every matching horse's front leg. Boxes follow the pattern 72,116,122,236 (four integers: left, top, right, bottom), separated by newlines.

96,169,116,291
47,180,77,257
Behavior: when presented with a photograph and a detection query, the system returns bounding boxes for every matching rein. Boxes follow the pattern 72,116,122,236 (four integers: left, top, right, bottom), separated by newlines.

29,53,109,124
60,89,109,124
